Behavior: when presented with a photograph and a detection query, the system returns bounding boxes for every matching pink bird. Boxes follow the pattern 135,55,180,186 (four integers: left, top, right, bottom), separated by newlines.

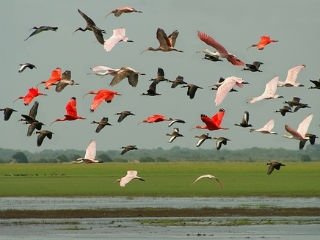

52,97,85,123
278,64,306,87
141,114,169,123
250,35,278,50
104,28,133,52
38,67,62,89
106,6,142,17
84,89,120,112
197,31,245,66
215,76,247,106
15,87,47,106
195,109,228,131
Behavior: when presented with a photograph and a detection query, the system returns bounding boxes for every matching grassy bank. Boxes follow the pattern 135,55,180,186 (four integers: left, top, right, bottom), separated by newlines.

0,162,319,197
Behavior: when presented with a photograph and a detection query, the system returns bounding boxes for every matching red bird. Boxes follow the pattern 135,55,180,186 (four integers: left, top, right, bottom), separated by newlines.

250,35,278,50
52,97,85,123
39,67,62,89
84,89,121,112
195,108,228,130
15,87,47,105
197,31,245,66
142,114,168,123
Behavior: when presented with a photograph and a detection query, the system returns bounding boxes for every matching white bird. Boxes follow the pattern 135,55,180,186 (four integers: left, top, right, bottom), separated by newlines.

250,119,277,135
90,66,120,76
215,76,246,106
248,76,283,104
284,114,313,149
74,140,102,163
278,64,306,87
167,118,186,127
166,128,183,143
117,170,145,187
192,174,223,188
104,28,133,52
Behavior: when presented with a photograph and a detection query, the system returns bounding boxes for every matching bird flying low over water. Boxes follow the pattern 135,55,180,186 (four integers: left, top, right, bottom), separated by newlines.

266,160,285,175
106,6,142,17
18,63,36,73
24,26,58,41
15,87,47,106
36,130,53,147
192,174,223,188
84,89,120,112
195,109,228,131
91,117,111,133
197,31,245,66
104,28,133,52
117,170,145,187
277,64,306,87
249,35,278,50
52,97,85,124
250,119,277,135
74,140,102,163
0,107,17,121
121,145,138,155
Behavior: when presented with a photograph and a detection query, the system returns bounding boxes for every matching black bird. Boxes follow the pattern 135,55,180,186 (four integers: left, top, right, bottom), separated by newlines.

275,105,292,116
181,83,203,99
234,111,252,128
169,75,187,88
266,160,285,175
0,107,17,121
243,61,263,72
91,117,111,133
18,63,36,73
36,130,54,147
200,49,222,62
55,70,79,92
115,111,135,123
284,97,310,112
20,101,44,136
150,67,169,84
142,80,161,96
309,78,320,89
25,26,58,41
121,145,138,155
300,133,318,150
214,137,230,150
75,9,105,45
168,118,186,127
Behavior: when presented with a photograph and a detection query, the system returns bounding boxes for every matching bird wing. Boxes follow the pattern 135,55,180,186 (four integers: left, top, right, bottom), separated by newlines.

65,98,78,117
226,54,245,66
211,109,225,127
127,72,139,87
267,164,275,175
260,119,275,132
110,68,128,86
92,28,105,45
25,28,43,41
146,114,165,123
61,70,71,80
196,138,206,147
215,77,237,106
90,93,108,111
84,140,96,160
78,9,96,27
91,66,118,76
168,30,179,47
156,28,170,48
285,65,305,85
200,114,217,129
285,124,302,140
216,138,224,150
264,76,279,97
296,114,313,137
117,112,128,122
242,111,249,125
197,31,228,56
193,174,210,183
28,101,39,119
104,28,125,51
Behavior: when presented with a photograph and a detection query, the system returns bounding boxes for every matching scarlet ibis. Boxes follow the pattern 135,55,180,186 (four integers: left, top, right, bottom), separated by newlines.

215,76,246,106
107,6,142,17
121,145,138,155
75,9,105,45
192,174,223,188
55,70,79,92
275,106,292,116
74,140,102,163
38,67,62,89
142,114,168,123
243,61,263,72
214,137,230,150
194,133,212,147
166,128,183,143
309,78,320,89
85,89,120,112
24,26,58,41
195,109,228,131
15,87,47,105
284,97,310,112
250,119,277,135
266,160,285,175
168,118,186,127
181,83,203,99
278,64,306,87
36,130,54,147
110,67,145,87
284,114,313,149
116,111,135,123
52,97,85,123
91,117,111,133
117,170,145,187
104,28,133,52
169,75,187,88
235,111,252,128
18,63,36,73
250,35,278,50
143,28,183,53
248,77,283,104
0,107,17,121
197,31,244,66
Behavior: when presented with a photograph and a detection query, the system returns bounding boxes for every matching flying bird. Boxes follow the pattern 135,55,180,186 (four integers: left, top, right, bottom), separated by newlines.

143,28,183,53
194,133,212,147
275,106,292,116
168,118,186,127
116,111,135,123
75,9,105,45
90,65,120,76
0,107,17,121
117,170,145,187
249,35,278,50
169,75,187,88
24,26,58,41
121,145,138,155
248,76,283,104
278,64,306,87
197,31,245,66
284,97,310,112
195,109,228,131
38,67,62,89
36,130,54,147
181,83,203,99
109,67,145,87
234,111,252,128
192,174,223,188
142,79,161,96
106,6,142,17
104,28,133,52
18,63,36,73
54,70,79,92
243,61,263,72
141,114,168,123
166,128,183,143
210,77,239,92
85,89,120,112
52,97,85,123
150,67,169,84
198,49,223,62
20,101,39,124
74,140,102,163
91,117,112,133
15,87,47,106
266,160,285,175
309,78,320,89
214,137,230,150
250,119,277,135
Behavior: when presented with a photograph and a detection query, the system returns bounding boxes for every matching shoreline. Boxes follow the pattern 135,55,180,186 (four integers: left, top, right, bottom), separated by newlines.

1,208,320,219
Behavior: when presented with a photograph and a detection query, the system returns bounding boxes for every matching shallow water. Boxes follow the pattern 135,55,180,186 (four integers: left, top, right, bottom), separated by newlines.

1,196,320,210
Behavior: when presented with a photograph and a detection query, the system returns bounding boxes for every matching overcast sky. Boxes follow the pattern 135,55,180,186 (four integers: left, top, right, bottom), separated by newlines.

1,0,319,152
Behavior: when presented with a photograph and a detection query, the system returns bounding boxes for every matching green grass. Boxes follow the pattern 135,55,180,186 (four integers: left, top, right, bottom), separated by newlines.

0,162,319,197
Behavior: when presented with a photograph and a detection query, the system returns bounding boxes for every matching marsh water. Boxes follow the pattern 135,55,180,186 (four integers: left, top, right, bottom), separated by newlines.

1,197,320,239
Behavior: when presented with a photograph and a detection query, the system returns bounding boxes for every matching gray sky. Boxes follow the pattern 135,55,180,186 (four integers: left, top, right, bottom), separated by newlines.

1,0,319,152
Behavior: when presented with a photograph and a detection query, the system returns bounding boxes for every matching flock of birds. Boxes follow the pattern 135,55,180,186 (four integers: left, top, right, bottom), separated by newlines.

1,4,319,187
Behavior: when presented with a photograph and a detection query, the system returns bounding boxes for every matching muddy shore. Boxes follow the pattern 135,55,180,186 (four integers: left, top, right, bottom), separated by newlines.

1,208,320,219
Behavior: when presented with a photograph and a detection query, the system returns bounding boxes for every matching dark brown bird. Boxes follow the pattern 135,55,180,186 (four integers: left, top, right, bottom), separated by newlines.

20,101,44,136
168,118,186,127
309,78,320,89
55,70,79,92
214,137,230,150
169,75,187,88
91,117,111,133
266,160,285,175
275,105,292,116
243,61,263,72
116,111,135,123
195,133,212,147
142,79,161,96
0,107,17,121
150,67,169,84
36,130,54,146
284,97,310,112
121,145,138,155
181,84,203,99
75,9,105,45
234,111,252,128
25,26,58,41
